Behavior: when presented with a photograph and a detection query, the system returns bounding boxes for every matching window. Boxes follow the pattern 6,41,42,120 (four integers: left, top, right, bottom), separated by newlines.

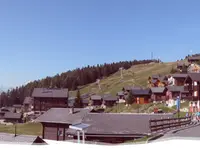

58,130,63,136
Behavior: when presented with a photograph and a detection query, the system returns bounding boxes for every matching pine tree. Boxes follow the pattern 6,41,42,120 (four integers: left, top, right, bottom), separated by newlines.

126,91,133,105
75,90,82,108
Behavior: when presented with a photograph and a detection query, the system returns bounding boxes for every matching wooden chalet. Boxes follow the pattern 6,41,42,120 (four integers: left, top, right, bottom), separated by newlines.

4,112,23,123
32,88,69,113
151,87,167,101
66,113,173,143
116,91,125,99
166,86,185,100
102,96,118,107
184,73,200,101
36,108,173,143
90,95,103,106
150,75,168,87
188,55,200,63
131,88,152,104
23,97,33,112
35,108,90,141
171,74,188,86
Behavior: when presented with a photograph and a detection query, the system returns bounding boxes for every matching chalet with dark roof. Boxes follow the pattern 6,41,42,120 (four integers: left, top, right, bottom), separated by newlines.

32,88,69,113
35,108,91,141
184,73,200,101
151,87,167,101
166,86,186,100
172,73,188,86
188,55,200,63
103,96,118,107
36,108,173,143
116,91,125,99
4,112,23,123
66,113,173,143
131,88,152,104
90,95,103,106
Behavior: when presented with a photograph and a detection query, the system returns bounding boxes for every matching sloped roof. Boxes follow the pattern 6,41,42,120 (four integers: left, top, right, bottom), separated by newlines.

151,87,166,93
187,73,200,82
166,86,184,92
103,96,118,101
35,108,90,124
32,88,68,98
67,113,173,136
13,105,22,108
131,88,151,96
188,55,200,61
0,133,46,144
117,91,124,96
90,95,102,100
172,74,188,78
4,112,22,119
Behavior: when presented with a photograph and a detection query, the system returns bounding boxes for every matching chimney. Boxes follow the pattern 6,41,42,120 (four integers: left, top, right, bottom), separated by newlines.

69,107,74,114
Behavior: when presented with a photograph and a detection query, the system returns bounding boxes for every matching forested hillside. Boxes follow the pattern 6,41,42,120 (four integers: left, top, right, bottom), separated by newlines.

0,59,159,106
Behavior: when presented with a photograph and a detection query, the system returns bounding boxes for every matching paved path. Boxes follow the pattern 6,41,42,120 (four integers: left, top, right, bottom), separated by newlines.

154,122,200,141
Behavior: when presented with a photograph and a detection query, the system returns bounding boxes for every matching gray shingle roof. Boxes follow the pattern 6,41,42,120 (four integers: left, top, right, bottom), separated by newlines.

188,56,200,61
103,96,118,101
172,74,188,78
0,133,46,144
35,108,90,124
131,89,151,96
67,113,173,136
90,95,102,100
123,86,142,91
117,91,124,96
187,73,200,82
166,86,184,92
4,112,22,119
23,97,33,105
151,87,166,93
32,88,68,98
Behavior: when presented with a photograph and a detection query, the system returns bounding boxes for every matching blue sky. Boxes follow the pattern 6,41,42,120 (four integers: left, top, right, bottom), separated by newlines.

0,0,200,88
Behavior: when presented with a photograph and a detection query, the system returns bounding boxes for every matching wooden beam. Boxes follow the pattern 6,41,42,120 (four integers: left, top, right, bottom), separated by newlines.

57,124,59,141
63,127,66,141
42,123,45,139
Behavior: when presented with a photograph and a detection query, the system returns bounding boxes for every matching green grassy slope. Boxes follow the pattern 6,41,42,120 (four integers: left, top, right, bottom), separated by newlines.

69,62,177,96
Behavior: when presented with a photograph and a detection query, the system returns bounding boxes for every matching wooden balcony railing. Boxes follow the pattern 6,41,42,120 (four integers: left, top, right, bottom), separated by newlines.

149,116,191,133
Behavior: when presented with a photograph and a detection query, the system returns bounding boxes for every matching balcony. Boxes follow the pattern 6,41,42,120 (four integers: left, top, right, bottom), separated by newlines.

184,85,193,91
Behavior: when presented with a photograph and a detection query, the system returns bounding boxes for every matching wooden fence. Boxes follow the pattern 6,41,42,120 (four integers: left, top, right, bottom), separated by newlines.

149,116,192,133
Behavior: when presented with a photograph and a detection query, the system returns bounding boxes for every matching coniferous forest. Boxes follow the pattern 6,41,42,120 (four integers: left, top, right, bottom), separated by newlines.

0,59,159,107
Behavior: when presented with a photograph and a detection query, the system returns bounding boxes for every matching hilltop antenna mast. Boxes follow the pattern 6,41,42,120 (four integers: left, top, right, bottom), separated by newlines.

96,79,101,90
151,52,153,60
119,67,124,79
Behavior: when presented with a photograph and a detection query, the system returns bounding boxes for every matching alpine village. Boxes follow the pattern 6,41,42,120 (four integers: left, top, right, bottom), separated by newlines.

1,54,200,145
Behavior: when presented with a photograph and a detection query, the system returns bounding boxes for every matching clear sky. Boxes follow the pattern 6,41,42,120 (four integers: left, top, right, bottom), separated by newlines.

0,0,200,88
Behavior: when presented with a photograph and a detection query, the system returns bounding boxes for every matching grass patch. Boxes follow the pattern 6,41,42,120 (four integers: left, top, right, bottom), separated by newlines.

125,136,151,144
0,123,42,136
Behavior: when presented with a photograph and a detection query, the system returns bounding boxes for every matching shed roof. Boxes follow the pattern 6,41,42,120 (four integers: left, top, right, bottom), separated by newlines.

117,91,124,96
186,73,200,82
0,133,46,145
172,74,188,78
90,95,102,100
35,108,90,124
103,96,118,101
151,87,166,93
67,113,173,136
131,88,151,96
166,86,185,92
188,56,200,61
4,112,22,119
32,88,68,98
